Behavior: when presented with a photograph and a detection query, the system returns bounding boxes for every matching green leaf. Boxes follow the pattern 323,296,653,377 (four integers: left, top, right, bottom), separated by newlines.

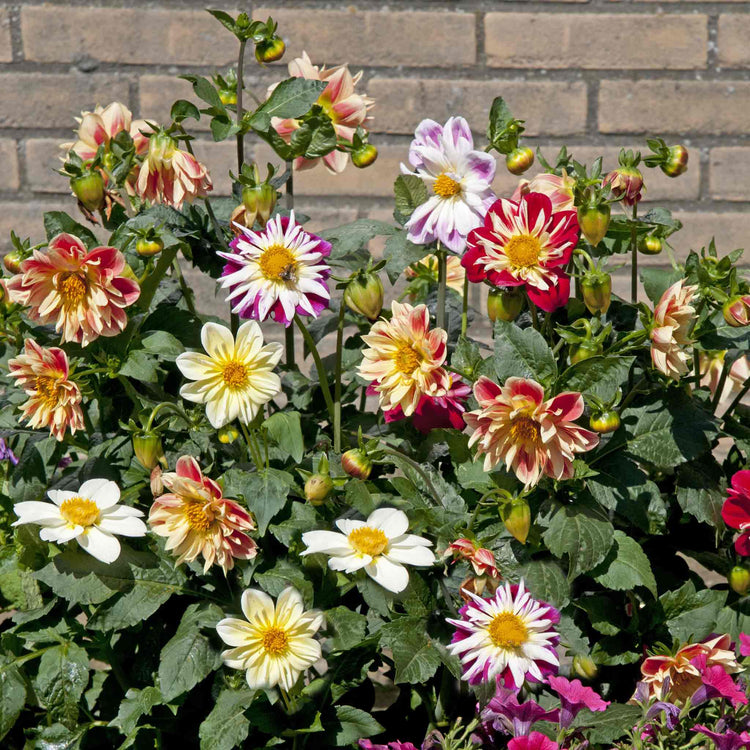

451,336,485,377
0,658,26,740
198,688,255,750
35,642,90,729
325,607,368,652
698,308,750,350
158,602,224,701
223,468,293,535
675,457,725,526
140,330,185,359
263,411,304,463
119,349,160,383
206,9,237,35
111,687,163,737
660,581,727,642
180,74,223,109
393,174,428,223
557,356,634,403
170,99,201,123
574,703,641,743
379,618,442,684
487,96,515,150
333,706,384,746
516,559,570,608
640,267,683,306
383,229,428,284
250,78,326,129
493,320,557,385
255,558,314,606
578,594,624,636
592,530,657,597
43,211,98,248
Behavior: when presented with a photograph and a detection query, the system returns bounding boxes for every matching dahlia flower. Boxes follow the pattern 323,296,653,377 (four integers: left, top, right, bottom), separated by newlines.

270,51,373,174
402,116,496,253
445,538,499,579
546,675,609,727
148,456,257,573
512,171,576,212
700,352,750,403
638,634,741,702
218,212,332,327
465,376,599,488
216,587,323,691
5,233,140,346
8,339,84,441
176,321,282,429
136,131,212,209
508,734,559,750
447,580,560,687
12,478,146,563
462,192,579,312
650,279,697,380
722,470,750,556
692,726,750,750
359,301,451,417
301,507,435,593
61,101,150,160
405,254,466,296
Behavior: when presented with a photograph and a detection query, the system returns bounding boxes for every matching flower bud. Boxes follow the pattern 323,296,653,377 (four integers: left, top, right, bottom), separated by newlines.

352,144,378,169
572,655,598,681
344,272,384,321
502,498,531,544
605,166,644,206
304,474,334,506
590,410,621,434
662,145,689,178
255,37,286,64
729,566,750,596
505,147,535,176
638,235,663,256
132,433,164,471
218,425,240,444
581,270,612,315
570,340,602,365
242,183,277,228
487,287,524,323
71,172,106,212
136,237,164,258
341,448,373,480
577,203,611,247
723,295,750,328
2,251,22,274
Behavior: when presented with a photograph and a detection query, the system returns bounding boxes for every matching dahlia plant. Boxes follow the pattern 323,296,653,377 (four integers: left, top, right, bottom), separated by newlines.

0,9,749,750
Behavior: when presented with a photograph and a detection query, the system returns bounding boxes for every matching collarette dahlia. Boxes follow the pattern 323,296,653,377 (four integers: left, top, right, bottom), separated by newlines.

13,478,147,563
217,587,323,691
465,376,599,488
447,579,560,687
6,233,141,346
359,301,451,417
176,321,283,429
301,507,435,593
650,278,698,380
148,456,257,573
8,339,84,441
461,192,579,312
218,211,332,326
402,116,496,253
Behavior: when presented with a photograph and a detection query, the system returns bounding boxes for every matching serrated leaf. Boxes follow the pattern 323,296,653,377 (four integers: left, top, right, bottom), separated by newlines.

516,559,570,608
660,581,727,642
493,320,557,385
675,457,725,526
198,688,255,750
140,330,185,359
393,174,428,222
263,411,304,463
0,658,26,740
592,530,657,597
111,686,163,737
325,607,368,652
558,356,634,403
383,229,428,284
222,468,293,535
43,212,98,248
574,703,641,742
640,267,683,305
333,706,384,746
379,618,441,684
35,642,90,729
250,78,326,128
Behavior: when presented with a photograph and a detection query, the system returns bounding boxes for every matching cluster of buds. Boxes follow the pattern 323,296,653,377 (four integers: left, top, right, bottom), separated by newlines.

604,148,644,206
645,138,689,178
230,162,279,234
209,11,286,63
445,538,500,598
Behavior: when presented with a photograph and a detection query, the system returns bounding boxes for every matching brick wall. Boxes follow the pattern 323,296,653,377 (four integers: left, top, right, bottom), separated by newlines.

1,0,749,299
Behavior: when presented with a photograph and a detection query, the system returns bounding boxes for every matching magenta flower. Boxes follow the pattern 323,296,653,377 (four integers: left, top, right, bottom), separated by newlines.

402,117,496,253
693,725,750,750
481,686,559,737
547,675,610,728
359,742,418,750
722,470,750,556
690,658,748,709
740,633,750,657
508,732,559,750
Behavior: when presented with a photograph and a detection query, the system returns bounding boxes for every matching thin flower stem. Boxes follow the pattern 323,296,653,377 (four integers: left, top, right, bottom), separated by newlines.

461,273,469,336
239,421,264,470
630,203,639,304
285,325,296,367
436,247,447,330
439,578,459,619
294,315,335,423
172,257,197,315
236,38,247,174
145,401,185,432
333,302,346,454
527,293,539,330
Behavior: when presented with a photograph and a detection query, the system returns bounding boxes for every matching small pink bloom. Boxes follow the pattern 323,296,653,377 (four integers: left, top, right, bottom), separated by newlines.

462,193,578,312
508,732,559,750
722,470,750,556
650,279,698,380
465,376,599,488
5,233,140,346
445,538,500,578
547,675,610,727
512,171,576,212
8,339,84,441
740,633,750,657
692,658,748,708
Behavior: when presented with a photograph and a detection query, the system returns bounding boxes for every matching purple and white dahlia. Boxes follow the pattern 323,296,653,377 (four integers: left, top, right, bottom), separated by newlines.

402,116,496,253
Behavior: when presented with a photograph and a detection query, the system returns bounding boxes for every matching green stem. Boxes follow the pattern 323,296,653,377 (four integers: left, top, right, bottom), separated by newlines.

436,247,447,330
172,257,197,315
527,293,539,330
334,302,346,454
602,329,648,356
137,244,179,313
380,447,441,506
711,357,731,412
236,38,247,173
285,324,296,367
294,315,335,423
0,646,56,673
203,196,230,252
239,421,264,470
145,401,184,432
461,273,469,336
630,203,639,304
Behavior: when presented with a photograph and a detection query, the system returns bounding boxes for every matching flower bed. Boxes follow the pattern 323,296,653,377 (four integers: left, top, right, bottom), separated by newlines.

0,10,749,750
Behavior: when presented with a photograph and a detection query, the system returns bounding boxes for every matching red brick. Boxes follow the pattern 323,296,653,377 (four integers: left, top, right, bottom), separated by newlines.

0,139,20,192
0,201,93,252
672,212,750,255
25,139,69,194
709,147,750,201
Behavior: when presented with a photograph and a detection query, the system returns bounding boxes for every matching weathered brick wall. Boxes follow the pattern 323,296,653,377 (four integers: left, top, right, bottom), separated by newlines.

1,0,749,298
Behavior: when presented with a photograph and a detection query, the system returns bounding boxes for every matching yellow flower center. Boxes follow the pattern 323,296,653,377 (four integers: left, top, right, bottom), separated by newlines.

59,496,99,528
222,361,248,389
259,244,297,282
488,612,528,649
184,501,212,532
34,375,60,407
433,173,462,199
59,272,87,307
394,343,421,376
510,416,541,446
348,526,389,557
261,626,289,655
504,234,542,269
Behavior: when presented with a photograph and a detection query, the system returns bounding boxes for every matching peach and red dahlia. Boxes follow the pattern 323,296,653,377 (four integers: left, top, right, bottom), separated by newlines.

358,301,451,417
650,279,697,380
8,339,84,441
465,376,599,488
148,456,257,573
722,470,750,556
270,51,373,174
462,192,579,312
6,234,140,346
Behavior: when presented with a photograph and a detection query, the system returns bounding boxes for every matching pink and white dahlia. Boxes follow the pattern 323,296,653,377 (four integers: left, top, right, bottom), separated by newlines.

650,279,698,380
447,580,560,687
358,301,451,417
8,339,84,441
512,171,576,212
270,51,373,174
402,117,496,253
218,211,332,327
462,193,579,312
6,233,140,346
465,376,599,488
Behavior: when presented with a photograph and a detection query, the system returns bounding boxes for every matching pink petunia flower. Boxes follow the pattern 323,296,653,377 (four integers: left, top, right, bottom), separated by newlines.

481,686,559,737
508,732,559,750
722,470,750,556
464,376,599,488
462,192,579,312
650,279,698,380
740,633,750,657
693,726,750,750
690,657,748,708
547,675,610,728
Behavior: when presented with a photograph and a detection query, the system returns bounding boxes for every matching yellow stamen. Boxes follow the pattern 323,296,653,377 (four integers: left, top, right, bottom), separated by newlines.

184,501,212,532
504,234,542,269
259,244,297,281
488,612,528,649
433,173,461,199
34,375,60,407
60,496,99,528
222,361,248,389
348,526,388,557
510,416,541,446
394,343,421,376
261,626,289,655
59,273,87,308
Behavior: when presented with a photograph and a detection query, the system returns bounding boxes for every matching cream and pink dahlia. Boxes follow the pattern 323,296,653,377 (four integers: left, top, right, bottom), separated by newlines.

6,233,140,346
149,456,258,573
8,339,84,441
465,376,599,488
270,51,373,174
358,301,451,417
512,171,576,212
650,279,697,380
700,352,750,404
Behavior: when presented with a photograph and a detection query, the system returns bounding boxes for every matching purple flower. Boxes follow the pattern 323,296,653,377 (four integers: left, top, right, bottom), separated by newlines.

0,438,18,466
401,116,496,253
645,701,681,730
693,725,750,750
481,686,560,737
546,675,609,728
358,742,419,750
